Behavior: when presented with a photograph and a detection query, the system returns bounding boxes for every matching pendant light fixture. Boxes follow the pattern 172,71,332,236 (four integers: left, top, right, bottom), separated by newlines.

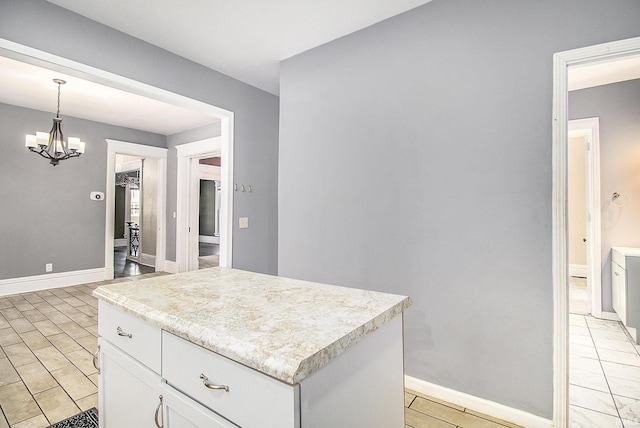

25,79,86,166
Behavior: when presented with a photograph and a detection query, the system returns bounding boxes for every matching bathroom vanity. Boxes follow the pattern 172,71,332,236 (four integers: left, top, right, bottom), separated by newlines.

611,247,640,343
93,267,411,427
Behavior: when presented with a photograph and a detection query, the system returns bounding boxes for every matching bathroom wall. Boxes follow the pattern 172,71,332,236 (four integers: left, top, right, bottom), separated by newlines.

570,78,640,312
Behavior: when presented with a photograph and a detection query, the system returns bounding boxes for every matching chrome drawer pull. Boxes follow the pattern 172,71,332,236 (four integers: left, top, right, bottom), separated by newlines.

199,373,229,392
93,346,100,374
154,395,163,428
117,326,132,338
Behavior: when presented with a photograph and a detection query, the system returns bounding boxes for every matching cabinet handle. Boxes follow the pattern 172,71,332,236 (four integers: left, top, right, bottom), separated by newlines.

199,373,229,392
154,395,163,428
93,346,100,374
615,272,620,276
117,326,133,338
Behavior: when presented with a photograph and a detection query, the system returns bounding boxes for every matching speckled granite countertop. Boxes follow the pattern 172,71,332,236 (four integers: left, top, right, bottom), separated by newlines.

93,267,411,385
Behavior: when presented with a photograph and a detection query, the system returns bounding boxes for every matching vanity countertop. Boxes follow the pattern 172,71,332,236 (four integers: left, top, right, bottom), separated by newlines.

93,267,411,384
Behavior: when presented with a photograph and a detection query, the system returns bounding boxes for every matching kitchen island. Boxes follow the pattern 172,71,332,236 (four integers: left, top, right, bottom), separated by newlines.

94,267,411,427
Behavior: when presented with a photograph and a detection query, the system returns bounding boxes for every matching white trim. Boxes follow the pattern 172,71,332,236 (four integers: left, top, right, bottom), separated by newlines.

176,136,233,272
600,311,621,322
569,264,588,278
199,164,221,181
553,36,640,428
106,139,167,279
404,376,552,428
0,268,105,296
569,117,601,318
114,239,127,247
139,253,156,268
161,260,180,274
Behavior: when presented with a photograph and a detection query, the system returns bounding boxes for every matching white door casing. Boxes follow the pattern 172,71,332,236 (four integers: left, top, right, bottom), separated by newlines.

175,135,233,272
552,36,640,428
106,139,168,278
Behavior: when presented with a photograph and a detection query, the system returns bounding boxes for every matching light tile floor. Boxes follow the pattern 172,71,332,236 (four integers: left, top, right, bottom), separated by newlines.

0,273,166,427
569,277,640,428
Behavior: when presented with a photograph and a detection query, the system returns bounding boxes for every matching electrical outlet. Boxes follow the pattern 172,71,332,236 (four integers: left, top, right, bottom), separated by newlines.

46,263,53,272
239,217,249,229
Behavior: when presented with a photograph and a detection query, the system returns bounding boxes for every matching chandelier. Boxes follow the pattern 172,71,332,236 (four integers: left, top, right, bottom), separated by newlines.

25,79,86,166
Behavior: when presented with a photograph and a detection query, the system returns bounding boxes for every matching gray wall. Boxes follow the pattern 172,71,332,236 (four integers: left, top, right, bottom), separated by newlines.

0,0,280,275
570,79,640,313
279,0,640,419
0,102,165,280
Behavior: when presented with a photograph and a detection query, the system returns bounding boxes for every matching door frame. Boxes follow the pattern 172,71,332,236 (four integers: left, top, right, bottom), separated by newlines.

176,136,233,271
552,36,640,427
568,117,601,318
106,139,167,278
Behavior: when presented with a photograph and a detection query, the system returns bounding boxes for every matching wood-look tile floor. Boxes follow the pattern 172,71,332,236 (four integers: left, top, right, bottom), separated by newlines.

0,272,518,428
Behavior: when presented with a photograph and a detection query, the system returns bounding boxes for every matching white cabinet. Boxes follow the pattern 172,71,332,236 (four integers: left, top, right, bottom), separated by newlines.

162,332,298,428
161,384,238,428
97,338,162,428
611,247,640,343
98,300,405,427
612,258,627,325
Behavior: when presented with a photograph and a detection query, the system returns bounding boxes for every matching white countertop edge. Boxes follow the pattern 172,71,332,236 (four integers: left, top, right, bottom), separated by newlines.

94,286,411,384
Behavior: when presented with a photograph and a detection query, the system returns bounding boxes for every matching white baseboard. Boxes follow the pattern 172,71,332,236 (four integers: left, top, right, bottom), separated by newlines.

162,260,180,274
404,376,553,428
569,264,587,278
139,253,156,268
0,268,106,297
114,238,127,247
600,311,621,321
199,235,220,244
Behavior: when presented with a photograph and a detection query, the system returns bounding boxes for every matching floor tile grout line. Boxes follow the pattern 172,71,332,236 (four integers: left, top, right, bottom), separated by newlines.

585,316,626,425
0,293,98,426
0,320,53,426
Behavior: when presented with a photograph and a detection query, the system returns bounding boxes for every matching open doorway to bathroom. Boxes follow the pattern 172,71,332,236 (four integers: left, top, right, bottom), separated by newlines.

567,118,600,317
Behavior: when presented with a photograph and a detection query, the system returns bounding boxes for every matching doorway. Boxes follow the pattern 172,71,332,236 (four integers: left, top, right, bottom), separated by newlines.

198,158,222,269
567,118,601,318
176,136,233,272
113,154,159,278
106,140,168,279
552,36,640,427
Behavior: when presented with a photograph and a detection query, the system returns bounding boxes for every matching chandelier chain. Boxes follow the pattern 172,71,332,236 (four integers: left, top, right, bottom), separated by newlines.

56,81,61,118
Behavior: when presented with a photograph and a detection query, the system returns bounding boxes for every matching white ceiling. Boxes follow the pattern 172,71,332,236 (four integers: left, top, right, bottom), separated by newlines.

0,55,220,135
45,0,434,96
1,2,639,136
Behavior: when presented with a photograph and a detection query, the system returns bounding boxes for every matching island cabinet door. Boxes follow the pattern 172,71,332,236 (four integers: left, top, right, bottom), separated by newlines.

98,338,162,428
160,383,239,428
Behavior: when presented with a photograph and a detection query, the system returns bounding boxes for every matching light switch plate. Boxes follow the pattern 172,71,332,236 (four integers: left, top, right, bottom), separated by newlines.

239,217,249,229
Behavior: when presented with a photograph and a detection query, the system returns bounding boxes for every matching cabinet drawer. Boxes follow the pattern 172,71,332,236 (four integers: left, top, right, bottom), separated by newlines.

162,331,299,428
98,301,161,373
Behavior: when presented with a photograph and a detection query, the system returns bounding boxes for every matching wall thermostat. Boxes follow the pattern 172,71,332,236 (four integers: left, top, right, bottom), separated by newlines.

90,191,105,201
